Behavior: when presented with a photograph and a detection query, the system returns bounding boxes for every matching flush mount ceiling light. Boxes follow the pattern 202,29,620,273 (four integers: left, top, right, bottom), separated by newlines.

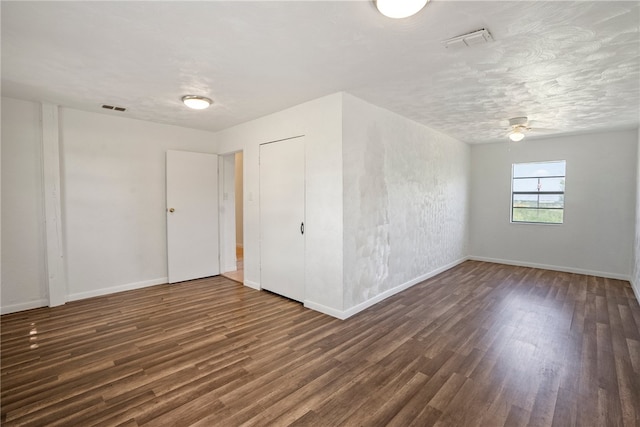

182,95,212,110
375,0,428,19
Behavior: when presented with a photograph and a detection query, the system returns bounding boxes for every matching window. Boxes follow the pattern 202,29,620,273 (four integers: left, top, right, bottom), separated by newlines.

511,160,566,224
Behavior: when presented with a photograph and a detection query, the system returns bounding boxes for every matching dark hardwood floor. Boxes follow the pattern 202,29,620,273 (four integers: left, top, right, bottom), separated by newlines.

2,261,640,426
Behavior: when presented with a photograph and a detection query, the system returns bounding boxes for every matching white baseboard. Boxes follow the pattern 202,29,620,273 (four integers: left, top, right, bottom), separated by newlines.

1,299,49,315
305,256,470,320
68,277,168,302
468,256,631,282
2,275,258,314
244,280,260,290
342,256,470,320
304,300,347,319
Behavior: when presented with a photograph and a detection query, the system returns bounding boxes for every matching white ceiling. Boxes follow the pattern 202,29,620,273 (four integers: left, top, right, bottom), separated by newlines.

2,1,639,144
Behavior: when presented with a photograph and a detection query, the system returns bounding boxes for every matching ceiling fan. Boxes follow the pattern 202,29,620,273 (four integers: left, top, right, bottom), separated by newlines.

506,117,556,142
506,117,530,142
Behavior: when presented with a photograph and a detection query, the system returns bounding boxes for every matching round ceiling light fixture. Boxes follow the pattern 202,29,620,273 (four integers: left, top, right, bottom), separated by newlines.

375,0,429,19
182,95,213,110
509,129,526,142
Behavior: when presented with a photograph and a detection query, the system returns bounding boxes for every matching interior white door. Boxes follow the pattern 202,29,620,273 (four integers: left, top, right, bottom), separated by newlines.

260,138,305,302
166,150,220,283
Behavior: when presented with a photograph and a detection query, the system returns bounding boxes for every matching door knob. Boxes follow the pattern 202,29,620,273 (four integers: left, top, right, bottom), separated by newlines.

169,208,175,213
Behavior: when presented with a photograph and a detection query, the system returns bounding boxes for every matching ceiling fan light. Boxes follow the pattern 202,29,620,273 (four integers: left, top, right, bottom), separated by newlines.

375,0,429,19
182,95,212,110
509,130,525,142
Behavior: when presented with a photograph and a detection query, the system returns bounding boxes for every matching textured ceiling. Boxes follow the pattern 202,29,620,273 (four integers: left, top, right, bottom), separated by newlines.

2,1,639,144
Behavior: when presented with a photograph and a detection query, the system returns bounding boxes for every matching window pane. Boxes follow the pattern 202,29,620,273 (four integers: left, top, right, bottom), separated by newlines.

537,177,565,192
512,208,563,224
513,177,565,192
513,194,538,207
513,161,566,178
539,194,564,208
512,178,539,192
511,160,566,225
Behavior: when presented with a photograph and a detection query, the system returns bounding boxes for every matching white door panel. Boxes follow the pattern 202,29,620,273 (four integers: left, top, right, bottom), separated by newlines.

260,138,305,302
167,150,220,283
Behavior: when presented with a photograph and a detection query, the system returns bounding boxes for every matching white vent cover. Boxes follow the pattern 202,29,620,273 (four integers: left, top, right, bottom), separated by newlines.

442,28,493,49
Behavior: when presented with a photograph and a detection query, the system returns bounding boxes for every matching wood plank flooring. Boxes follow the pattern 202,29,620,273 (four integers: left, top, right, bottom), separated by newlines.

2,261,640,426
221,246,244,284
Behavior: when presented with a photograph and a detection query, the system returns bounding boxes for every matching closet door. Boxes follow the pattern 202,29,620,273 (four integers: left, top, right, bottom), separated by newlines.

259,137,305,302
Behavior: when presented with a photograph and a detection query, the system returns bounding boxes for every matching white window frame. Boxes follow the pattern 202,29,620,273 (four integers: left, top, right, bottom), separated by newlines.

511,160,566,225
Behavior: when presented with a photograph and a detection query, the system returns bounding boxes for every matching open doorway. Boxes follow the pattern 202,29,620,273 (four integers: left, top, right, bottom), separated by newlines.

221,152,244,283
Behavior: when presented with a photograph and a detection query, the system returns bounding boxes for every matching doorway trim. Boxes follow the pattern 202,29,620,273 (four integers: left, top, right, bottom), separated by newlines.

219,150,244,282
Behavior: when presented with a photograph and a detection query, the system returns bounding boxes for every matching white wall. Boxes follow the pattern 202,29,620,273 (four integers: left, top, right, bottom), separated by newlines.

470,130,637,279
61,108,218,300
342,93,470,312
216,93,344,314
1,97,49,313
5,93,635,317
633,127,640,300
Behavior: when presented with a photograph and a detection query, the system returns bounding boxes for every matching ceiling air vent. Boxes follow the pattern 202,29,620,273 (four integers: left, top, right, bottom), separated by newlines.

102,104,127,112
442,28,493,49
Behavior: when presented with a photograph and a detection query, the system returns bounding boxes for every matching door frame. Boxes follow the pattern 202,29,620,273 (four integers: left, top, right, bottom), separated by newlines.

219,150,243,277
